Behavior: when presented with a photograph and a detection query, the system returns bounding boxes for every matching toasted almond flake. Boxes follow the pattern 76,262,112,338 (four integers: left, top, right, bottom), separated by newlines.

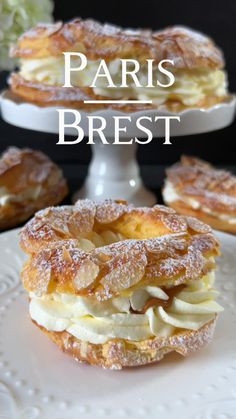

73,259,99,290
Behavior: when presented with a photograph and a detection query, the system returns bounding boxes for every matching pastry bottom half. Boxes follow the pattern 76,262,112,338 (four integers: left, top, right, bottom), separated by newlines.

9,74,230,113
34,318,216,370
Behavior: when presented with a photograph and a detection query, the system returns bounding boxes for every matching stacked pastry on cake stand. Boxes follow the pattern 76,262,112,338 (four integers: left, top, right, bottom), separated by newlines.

1,19,235,205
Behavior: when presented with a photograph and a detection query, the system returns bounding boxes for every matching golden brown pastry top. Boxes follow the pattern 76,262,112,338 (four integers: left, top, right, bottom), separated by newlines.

20,199,219,299
20,198,213,253
0,147,67,195
11,19,224,69
166,156,236,214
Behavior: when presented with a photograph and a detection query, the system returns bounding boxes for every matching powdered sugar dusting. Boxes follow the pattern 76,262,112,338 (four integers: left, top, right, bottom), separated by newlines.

12,18,223,69
20,198,219,299
95,199,129,224
19,22,63,40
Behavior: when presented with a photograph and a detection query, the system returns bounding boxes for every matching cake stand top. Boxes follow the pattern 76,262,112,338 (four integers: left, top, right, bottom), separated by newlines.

0,90,235,138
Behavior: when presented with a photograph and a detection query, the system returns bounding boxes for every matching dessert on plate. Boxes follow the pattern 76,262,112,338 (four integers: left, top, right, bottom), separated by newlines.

9,18,230,112
163,155,236,234
20,199,223,369
0,147,68,229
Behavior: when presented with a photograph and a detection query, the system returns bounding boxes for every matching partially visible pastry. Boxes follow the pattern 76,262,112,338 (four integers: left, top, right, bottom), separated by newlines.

20,199,223,369
9,19,230,111
163,156,236,234
0,147,68,229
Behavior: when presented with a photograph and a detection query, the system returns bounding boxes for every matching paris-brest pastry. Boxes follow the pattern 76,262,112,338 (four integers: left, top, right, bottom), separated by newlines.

20,199,223,369
9,18,229,112
163,156,236,234
0,147,68,229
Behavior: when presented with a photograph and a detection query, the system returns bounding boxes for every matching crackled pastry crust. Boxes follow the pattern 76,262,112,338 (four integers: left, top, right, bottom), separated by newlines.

11,20,224,68
20,199,219,298
36,318,216,369
163,156,236,234
0,147,68,229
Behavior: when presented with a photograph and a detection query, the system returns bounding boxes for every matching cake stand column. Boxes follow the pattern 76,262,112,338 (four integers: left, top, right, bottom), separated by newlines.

73,138,157,206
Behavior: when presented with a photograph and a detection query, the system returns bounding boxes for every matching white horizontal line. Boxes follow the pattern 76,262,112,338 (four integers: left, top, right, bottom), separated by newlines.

83,100,153,104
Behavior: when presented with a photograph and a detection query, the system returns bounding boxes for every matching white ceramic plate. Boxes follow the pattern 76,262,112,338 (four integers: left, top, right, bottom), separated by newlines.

0,228,236,419
0,90,235,137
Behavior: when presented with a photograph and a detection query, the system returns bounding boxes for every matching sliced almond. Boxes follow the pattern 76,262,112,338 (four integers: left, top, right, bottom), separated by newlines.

62,248,72,263
186,216,211,233
98,252,147,299
95,200,127,224
77,238,95,252
73,259,99,290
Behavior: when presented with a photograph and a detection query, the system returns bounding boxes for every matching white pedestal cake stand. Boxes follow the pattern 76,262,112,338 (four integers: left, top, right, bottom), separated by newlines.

1,90,235,205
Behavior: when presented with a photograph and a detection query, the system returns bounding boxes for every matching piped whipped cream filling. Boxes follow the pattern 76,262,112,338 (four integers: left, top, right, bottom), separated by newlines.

0,185,42,206
29,272,223,344
19,56,227,106
164,181,236,225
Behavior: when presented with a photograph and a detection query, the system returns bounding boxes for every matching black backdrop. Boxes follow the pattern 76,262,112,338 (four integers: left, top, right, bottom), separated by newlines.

0,0,235,188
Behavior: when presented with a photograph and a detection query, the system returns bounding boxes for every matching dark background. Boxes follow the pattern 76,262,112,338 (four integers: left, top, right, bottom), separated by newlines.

0,0,235,196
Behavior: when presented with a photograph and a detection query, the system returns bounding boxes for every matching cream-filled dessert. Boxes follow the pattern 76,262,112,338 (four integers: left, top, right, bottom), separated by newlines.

20,199,222,369
164,180,236,225
9,19,229,111
0,147,68,230
163,156,236,234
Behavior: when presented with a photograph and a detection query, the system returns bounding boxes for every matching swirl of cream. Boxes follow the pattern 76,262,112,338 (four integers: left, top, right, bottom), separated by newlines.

29,272,223,344
20,57,227,106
